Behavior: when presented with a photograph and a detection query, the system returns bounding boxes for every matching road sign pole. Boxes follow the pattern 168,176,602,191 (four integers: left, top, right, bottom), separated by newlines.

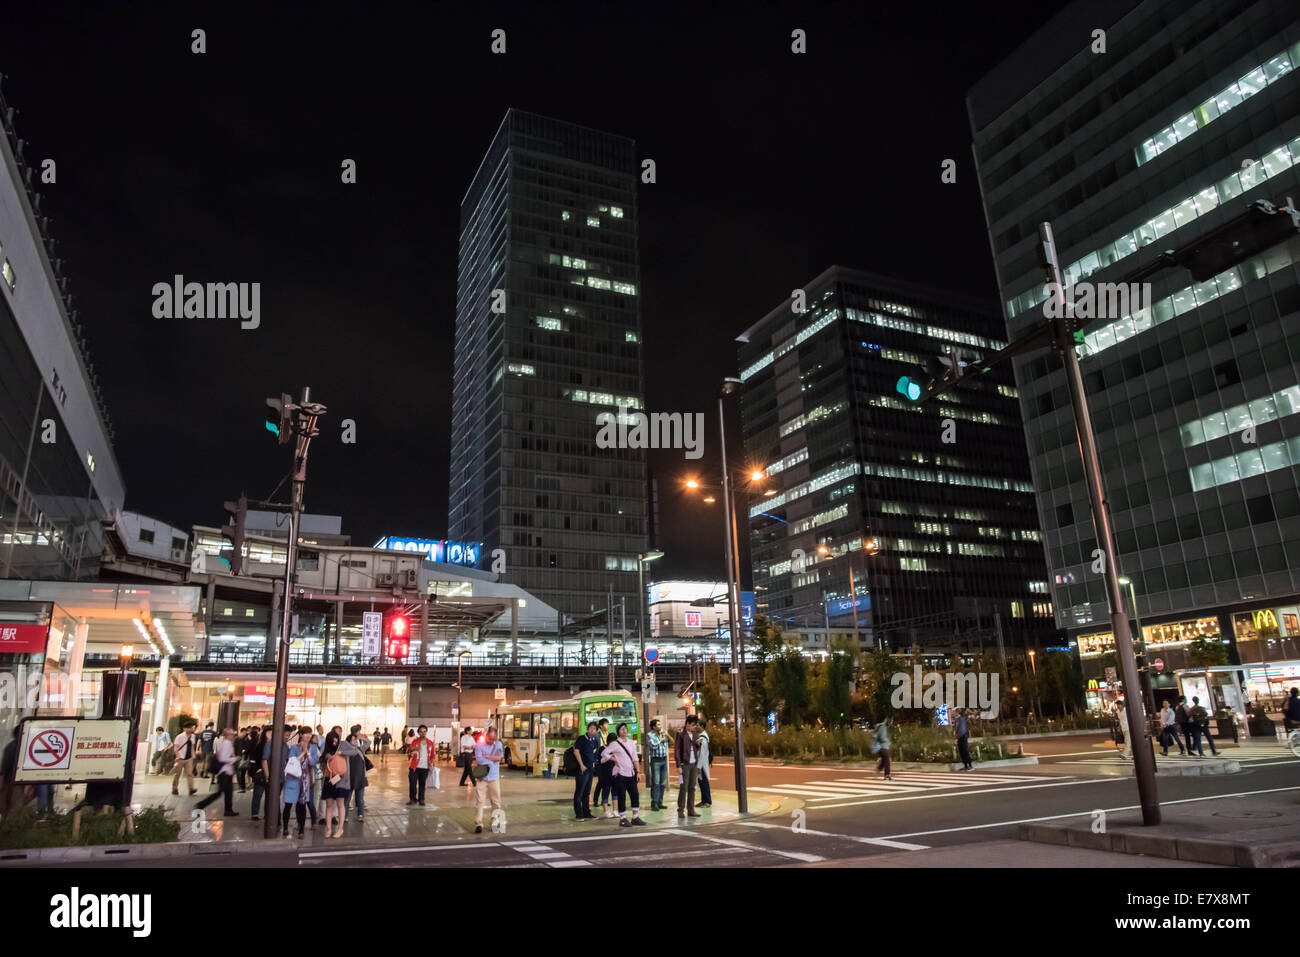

1040,223,1160,825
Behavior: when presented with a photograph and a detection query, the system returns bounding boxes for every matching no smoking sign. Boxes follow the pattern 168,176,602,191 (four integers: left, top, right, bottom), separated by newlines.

24,727,73,770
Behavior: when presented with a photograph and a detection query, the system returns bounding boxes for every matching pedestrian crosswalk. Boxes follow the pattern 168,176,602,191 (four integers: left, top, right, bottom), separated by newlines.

748,769,1068,803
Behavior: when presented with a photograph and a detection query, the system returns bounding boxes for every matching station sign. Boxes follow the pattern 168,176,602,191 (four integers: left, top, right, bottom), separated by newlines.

14,717,133,784
0,622,50,655
376,536,481,567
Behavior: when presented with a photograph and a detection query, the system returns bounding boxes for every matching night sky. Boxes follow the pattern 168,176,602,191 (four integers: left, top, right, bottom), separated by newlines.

1,0,1068,581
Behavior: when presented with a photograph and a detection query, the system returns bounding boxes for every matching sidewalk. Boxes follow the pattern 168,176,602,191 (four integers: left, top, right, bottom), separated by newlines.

1018,786,1300,867
1056,738,1285,777
116,757,780,850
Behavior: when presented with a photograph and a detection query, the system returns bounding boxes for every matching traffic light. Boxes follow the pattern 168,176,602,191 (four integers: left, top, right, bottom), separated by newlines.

264,393,294,445
219,495,247,575
1178,196,1300,282
387,613,410,660
926,350,967,387
895,375,923,402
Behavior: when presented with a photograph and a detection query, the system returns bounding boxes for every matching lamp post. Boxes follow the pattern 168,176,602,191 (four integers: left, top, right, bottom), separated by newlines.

718,377,749,814
637,550,664,768
1118,576,1155,716
116,644,134,718
1027,649,1042,728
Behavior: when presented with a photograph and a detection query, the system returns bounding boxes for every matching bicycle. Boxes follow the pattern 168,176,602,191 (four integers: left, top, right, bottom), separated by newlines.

1285,724,1300,757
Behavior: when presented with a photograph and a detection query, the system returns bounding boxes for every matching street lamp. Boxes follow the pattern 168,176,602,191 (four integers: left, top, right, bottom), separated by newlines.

637,550,665,771
717,376,750,814
116,644,134,718
1027,649,1042,725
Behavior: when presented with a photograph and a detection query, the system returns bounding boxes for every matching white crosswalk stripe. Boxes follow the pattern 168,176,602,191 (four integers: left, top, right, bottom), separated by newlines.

748,770,1069,802
501,839,593,867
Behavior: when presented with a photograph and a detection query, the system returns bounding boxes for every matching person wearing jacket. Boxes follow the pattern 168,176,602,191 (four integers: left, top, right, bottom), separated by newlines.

407,725,436,806
1174,696,1192,754
281,730,317,838
695,721,713,807
1283,687,1300,732
1188,696,1218,756
675,715,701,818
1158,700,1185,756
872,718,891,780
345,725,369,821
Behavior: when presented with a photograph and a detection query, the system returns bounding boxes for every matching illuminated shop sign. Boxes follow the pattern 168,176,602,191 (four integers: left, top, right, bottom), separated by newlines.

1253,609,1279,630
1079,616,1221,656
376,537,481,566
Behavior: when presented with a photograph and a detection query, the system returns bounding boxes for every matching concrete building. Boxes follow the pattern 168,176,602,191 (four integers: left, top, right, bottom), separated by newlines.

448,110,648,621
969,0,1300,710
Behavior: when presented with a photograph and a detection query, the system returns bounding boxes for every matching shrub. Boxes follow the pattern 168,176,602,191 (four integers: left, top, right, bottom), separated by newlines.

0,803,179,849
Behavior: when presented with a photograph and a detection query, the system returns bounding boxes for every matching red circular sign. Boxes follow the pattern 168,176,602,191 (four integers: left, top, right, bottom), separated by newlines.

1153,658,1165,673
28,729,70,767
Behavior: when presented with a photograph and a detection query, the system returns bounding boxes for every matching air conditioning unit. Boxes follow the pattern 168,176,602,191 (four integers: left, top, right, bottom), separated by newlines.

377,573,396,586
402,569,417,586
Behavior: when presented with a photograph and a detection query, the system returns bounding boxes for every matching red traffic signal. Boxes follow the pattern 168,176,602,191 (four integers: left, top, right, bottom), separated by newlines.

387,614,410,660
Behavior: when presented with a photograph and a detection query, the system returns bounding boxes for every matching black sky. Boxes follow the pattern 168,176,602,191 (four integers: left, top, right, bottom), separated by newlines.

0,0,1068,580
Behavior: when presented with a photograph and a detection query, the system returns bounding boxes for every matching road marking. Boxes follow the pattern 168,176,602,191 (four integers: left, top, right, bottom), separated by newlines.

503,839,593,867
813,777,1098,808
749,771,1072,802
876,784,1300,840
662,827,826,862
299,842,495,859
740,820,929,851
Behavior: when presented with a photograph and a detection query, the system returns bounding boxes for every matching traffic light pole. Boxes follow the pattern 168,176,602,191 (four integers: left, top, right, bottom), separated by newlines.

717,385,749,813
1040,223,1160,825
264,386,325,839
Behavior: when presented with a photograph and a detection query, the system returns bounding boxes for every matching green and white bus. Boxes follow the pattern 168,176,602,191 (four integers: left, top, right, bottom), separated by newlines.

495,689,640,770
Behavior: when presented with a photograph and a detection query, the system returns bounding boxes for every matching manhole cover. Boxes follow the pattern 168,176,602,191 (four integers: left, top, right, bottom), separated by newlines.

1212,810,1282,819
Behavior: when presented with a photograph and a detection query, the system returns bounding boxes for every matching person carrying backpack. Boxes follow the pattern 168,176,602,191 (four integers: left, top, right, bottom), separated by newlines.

1174,696,1192,755
1283,688,1300,732
871,718,892,780
1188,696,1218,756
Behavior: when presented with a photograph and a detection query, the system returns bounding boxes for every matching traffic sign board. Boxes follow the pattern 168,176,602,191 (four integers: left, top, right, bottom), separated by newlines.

362,611,382,656
1153,658,1165,673
26,729,71,769
645,647,659,664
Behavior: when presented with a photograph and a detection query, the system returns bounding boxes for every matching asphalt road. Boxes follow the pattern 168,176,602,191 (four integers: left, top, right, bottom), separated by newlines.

39,742,1299,868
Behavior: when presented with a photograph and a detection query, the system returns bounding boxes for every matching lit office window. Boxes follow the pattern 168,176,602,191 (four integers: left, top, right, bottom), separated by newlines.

1,259,14,291
625,331,639,343
612,281,637,295
561,211,572,221
610,206,624,218
507,362,536,376
587,276,612,290
587,216,600,227
537,316,564,331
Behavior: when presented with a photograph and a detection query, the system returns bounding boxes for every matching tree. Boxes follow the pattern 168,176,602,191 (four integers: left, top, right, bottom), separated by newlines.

763,646,809,726
1188,636,1229,667
813,651,855,728
699,662,727,725
859,649,902,723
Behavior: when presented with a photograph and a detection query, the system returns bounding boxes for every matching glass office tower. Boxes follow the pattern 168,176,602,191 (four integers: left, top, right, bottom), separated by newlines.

969,0,1300,697
449,110,647,620
736,267,1055,652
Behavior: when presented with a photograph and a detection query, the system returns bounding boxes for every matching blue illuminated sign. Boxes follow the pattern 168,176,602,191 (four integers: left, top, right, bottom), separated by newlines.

377,537,481,567
825,594,871,618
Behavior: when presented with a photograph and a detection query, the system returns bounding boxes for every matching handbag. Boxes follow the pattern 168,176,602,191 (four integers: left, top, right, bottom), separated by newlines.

363,755,374,772
472,763,490,779
285,754,303,779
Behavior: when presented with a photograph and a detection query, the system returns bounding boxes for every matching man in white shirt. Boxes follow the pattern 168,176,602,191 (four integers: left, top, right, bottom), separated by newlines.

171,721,199,795
151,726,171,774
195,728,239,817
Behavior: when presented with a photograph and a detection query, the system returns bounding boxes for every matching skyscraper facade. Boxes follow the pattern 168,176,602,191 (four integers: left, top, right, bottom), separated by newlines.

969,0,1300,702
736,267,1055,652
449,110,648,619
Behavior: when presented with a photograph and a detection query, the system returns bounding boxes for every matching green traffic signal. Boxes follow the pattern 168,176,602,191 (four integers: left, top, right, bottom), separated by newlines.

895,376,922,402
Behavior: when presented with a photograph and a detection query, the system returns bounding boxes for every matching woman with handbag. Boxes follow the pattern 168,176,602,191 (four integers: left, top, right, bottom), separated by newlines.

281,729,316,838
599,722,646,827
320,732,352,839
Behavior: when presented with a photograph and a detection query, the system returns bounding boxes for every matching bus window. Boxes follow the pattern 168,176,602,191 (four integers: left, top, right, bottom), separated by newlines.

583,698,639,728
560,710,577,737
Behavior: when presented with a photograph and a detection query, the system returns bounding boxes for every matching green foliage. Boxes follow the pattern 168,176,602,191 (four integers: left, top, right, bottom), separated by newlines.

859,649,903,722
810,652,855,728
698,662,727,725
0,804,180,850
167,712,195,738
763,646,809,726
1187,637,1229,667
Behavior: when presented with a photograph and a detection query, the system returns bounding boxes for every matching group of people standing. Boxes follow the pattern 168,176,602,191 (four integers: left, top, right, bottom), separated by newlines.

569,715,715,825
1157,695,1219,756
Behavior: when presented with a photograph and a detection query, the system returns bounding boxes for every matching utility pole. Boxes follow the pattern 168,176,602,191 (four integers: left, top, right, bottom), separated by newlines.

607,583,615,689
263,387,325,839
718,379,749,813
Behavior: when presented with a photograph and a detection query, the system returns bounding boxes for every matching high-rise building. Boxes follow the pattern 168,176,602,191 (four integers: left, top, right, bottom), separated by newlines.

736,267,1055,653
449,110,647,619
0,82,124,580
969,0,1300,705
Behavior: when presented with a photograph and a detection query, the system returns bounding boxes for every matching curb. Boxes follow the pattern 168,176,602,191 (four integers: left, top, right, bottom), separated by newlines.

944,756,1038,771
992,729,1111,741
1073,757,1242,778
1016,822,1300,868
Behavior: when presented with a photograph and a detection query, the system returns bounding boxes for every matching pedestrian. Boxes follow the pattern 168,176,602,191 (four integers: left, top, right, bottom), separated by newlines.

235,727,254,792
1114,700,1132,759
405,727,416,754
955,708,974,770
1189,696,1218,756
199,721,218,783
458,725,477,787
1285,687,1300,732
675,715,701,819
472,726,505,834
195,727,240,817
594,718,615,818
408,725,436,806
1174,695,1192,754
345,726,370,821
695,720,713,807
572,721,600,820
151,726,171,774
1158,699,1184,756
601,722,646,827
320,731,351,839
380,727,392,764
171,721,200,795
281,729,316,838
646,718,669,811
250,725,279,821
299,726,322,826
871,717,891,780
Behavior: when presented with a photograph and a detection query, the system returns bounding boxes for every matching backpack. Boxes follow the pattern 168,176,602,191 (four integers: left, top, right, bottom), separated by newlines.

327,752,347,780
1175,704,1189,724
562,743,580,776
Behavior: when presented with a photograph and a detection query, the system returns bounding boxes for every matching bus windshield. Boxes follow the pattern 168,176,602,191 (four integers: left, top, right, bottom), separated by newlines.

583,698,639,727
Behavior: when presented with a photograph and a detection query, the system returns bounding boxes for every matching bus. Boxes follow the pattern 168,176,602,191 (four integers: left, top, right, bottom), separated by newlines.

494,689,640,770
